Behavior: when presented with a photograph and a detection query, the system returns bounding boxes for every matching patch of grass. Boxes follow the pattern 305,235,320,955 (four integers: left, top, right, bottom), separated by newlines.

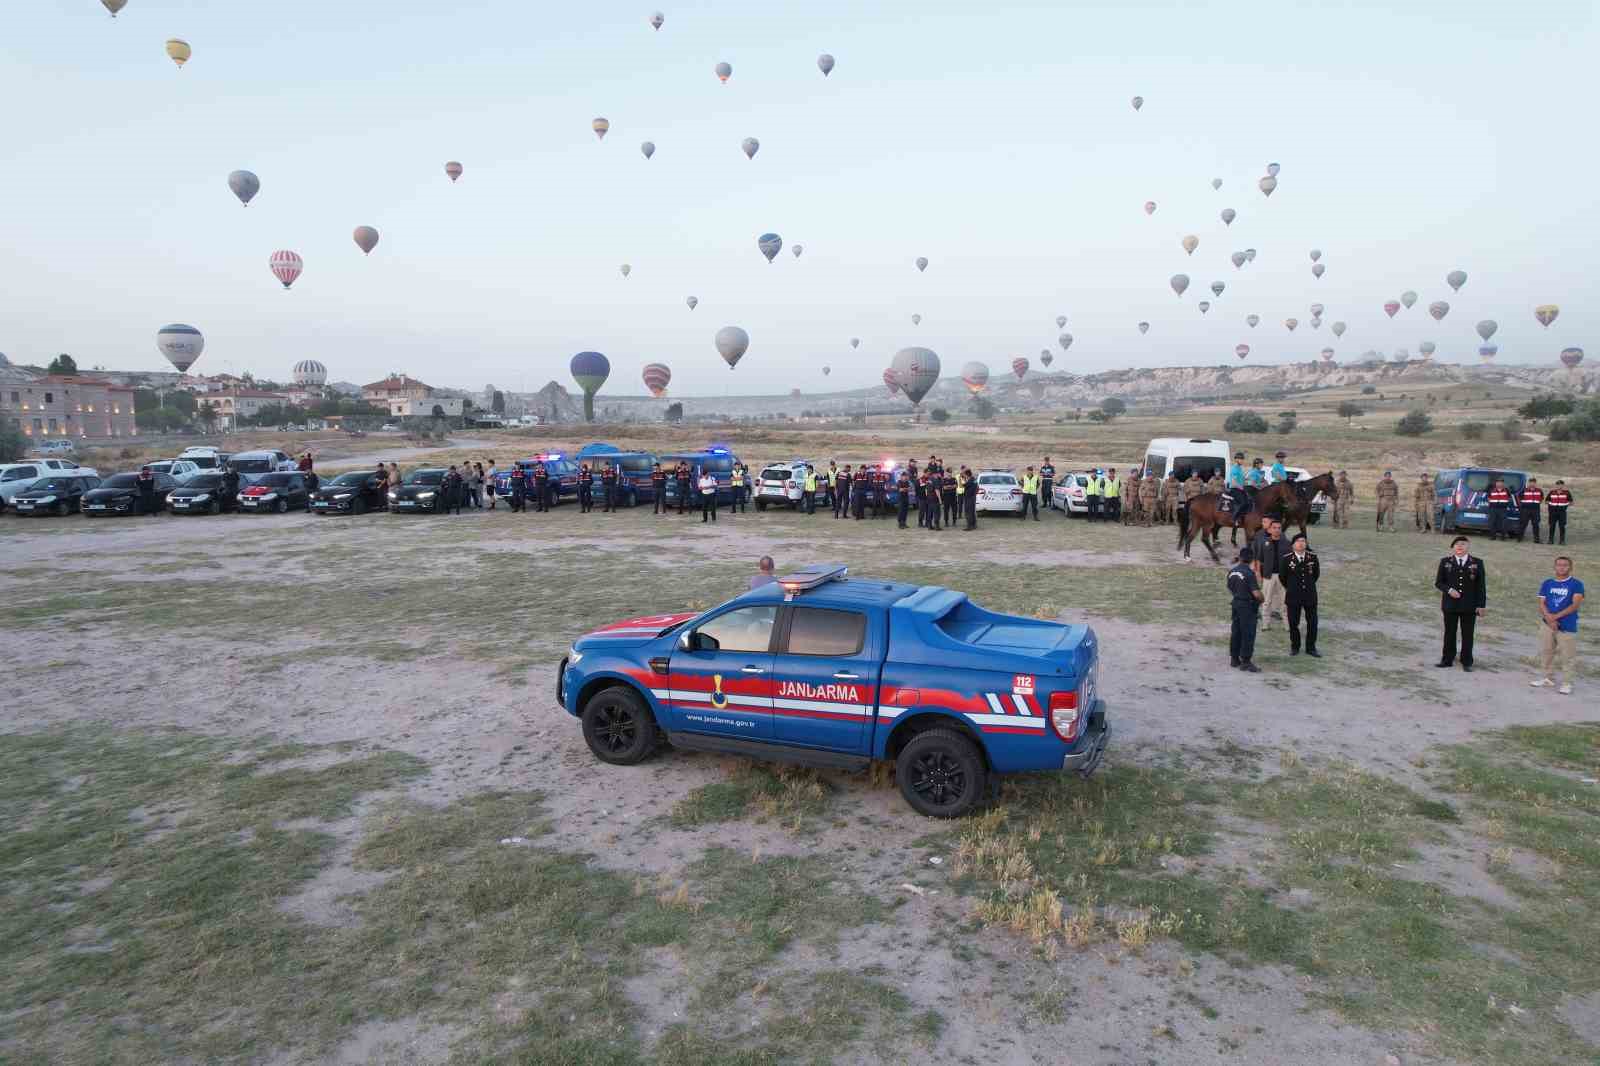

668,761,831,830
1497,723,1600,774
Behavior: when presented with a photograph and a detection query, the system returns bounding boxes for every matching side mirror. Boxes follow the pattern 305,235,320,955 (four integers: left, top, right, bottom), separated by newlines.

678,630,697,652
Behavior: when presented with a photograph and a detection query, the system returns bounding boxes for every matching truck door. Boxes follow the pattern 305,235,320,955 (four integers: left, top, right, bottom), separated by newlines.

667,605,777,740
770,606,876,752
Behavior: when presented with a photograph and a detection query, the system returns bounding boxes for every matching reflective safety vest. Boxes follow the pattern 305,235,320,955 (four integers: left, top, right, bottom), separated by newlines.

1548,489,1571,508
804,472,818,492
1104,477,1121,498
828,469,838,486
1085,477,1100,496
1519,487,1543,506
1021,474,1039,494
1487,488,1511,505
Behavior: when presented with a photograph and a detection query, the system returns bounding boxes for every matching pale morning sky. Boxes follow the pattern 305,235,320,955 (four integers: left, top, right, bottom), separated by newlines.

1,0,1594,396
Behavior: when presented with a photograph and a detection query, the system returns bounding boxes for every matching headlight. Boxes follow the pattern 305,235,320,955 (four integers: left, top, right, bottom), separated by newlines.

192,493,210,502
35,495,57,504
567,649,583,665
333,493,352,500
387,491,398,499
418,491,435,499
259,492,277,500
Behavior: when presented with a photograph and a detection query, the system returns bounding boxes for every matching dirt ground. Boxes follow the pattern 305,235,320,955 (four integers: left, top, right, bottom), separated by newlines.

3,457,1596,1064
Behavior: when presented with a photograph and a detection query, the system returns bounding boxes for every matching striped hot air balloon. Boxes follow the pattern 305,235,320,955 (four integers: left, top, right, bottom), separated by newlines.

642,362,671,398
445,161,463,182
1011,357,1029,380
268,250,303,290
1535,305,1560,328
1560,347,1584,370
883,367,901,395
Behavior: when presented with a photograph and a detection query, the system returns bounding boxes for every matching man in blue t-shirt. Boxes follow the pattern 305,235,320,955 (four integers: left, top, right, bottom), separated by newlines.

1532,556,1584,695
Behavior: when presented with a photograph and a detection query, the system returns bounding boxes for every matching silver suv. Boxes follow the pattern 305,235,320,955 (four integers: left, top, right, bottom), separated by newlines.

755,460,813,510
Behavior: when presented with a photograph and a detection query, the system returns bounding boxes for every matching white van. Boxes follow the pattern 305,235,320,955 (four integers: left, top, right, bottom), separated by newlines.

1141,438,1232,481
177,446,231,471
228,449,296,480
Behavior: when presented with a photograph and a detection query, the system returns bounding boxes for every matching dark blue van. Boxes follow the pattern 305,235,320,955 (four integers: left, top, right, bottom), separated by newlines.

585,451,660,506
662,448,742,505
1433,467,1528,533
494,452,581,503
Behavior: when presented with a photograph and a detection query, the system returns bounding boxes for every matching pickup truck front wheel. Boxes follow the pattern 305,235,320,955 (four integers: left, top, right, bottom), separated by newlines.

581,687,658,765
897,729,986,818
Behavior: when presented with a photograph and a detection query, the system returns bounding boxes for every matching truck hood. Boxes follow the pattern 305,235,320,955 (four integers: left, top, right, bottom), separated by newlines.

574,612,698,651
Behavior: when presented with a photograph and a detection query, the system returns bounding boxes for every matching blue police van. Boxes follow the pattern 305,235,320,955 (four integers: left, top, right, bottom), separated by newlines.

494,452,581,503
661,448,742,506
1433,467,1529,533
557,564,1109,818
583,450,660,507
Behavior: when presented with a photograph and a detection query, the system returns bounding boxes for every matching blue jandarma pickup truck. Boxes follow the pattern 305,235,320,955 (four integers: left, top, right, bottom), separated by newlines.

557,565,1109,817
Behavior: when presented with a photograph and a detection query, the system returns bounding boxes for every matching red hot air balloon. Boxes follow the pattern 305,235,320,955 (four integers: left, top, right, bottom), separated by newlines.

642,362,671,398
1011,357,1029,380
1384,301,1401,319
882,368,902,395
1235,344,1250,361
268,250,303,290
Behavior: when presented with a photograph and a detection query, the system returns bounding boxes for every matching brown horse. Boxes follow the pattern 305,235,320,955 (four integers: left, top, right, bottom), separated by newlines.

1178,473,1338,562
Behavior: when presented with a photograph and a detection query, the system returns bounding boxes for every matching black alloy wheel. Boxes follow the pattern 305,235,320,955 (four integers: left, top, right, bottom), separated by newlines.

54,501,68,517
208,499,220,515
275,498,289,514
896,729,986,818
580,687,658,765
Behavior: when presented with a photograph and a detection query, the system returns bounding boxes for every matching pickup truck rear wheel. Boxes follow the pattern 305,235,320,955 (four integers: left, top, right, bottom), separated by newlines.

896,729,986,818
581,687,658,765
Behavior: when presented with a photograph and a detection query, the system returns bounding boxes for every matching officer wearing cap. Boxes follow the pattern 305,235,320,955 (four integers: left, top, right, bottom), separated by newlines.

1333,470,1354,528
1039,456,1056,510
1270,451,1288,485
896,468,912,528
1375,470,1399,532
1020,466,1040,520
1413,473,1434,532
1225,452,1250,517
651,462,668,514
577,463,594,513
1228,546,1263,672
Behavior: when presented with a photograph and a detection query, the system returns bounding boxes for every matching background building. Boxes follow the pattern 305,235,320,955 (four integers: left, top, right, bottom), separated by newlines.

0,375,138,439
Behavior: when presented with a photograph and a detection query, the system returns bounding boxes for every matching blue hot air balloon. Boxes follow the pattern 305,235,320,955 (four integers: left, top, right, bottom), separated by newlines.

757,233,782,263
570,351,611,422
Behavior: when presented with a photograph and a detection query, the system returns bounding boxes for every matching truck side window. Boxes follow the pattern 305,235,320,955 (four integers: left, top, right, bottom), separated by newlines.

785,608,866,657
695,606,777,653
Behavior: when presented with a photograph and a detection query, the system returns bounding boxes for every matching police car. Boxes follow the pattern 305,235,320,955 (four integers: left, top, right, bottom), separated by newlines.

661,448,741,506
494,453,580,503
1050,472,1093,515
556,564,1109,818
975,471,1026,513
756,461,814,510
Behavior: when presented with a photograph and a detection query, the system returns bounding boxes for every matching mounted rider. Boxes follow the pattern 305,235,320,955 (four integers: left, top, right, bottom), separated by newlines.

1269,451,1289,485
1225,451,1251,516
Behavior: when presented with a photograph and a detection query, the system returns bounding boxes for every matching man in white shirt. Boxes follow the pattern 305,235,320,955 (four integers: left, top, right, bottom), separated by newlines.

698,471,719,523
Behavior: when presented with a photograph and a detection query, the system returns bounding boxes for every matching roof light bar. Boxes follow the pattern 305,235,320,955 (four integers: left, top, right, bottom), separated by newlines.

777,564,849,597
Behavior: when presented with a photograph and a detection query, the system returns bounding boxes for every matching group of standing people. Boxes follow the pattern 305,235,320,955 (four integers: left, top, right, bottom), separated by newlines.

1225,519,1321,672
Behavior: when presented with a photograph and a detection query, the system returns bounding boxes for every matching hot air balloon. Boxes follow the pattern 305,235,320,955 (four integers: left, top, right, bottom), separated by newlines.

1170,274,1190,297
686,296,698,310
1311,317,1322,330
642,362,671,398
1476,319,1498,342
444,161,463,182
1267,163,1281,177
1138,321,1150,334
1198,301,1211,314
792,244,803,259
353,226,379,255
715,326,749,369
1220,208,1236,226
1235,345,1249,360
1446,270,1467,292
1182,235,1199,255
911,314,922,326
156,324,204,373
1059,333,1073,351
268,250,302,290
915,257,929,272
1420,341,1436,358
1011,357,1029,380
1285,318,1298,332
1384,301,1401,319
818,53,835,76
1056,315,1067,328
1320,348,1335,363
165,39,190,68
1041,352,1054,367
1258,175,1277,197
1332,321,1347,338
1309,250,1322,263
1428,301,1450,322
882,368,901,395
1211,281,1225,297
1535,305,1560,328
102,0,126,15
1393,349,1410,363
592,117,609,140
1231,251,1247,269
1479,344,1498,363
1246,314,1260,328
849,337,860,349
823,365,831,376
757,233,782,262
650,11,663,30
570,351,610,421
1039,349,1050,360
741,137,759,160
1131,96,1144,111
1400,291,1418,309
640,141,655,160
714,61,732,83
619,264,631,279
1245,248,1257,262
960,361,990,393
1309,303,1324,318
1211,178,1223,191
1144,201,1157,215
1312,264,1326,279
227,170,259,206
1561,347,1585,369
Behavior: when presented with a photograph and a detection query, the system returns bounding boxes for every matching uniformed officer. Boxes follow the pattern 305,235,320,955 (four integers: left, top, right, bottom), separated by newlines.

1333,470,1355,528
1085,469,1102,521
444,465,463,515
1104,468,1122,523
1279,533,1320,657
577,463,594,513
1435,536,1487,670
896,469,912,528
923,471,941,530
1020,467,1040,520
802,465,818,514
852,466,868,520
1485,477,1511,540
509,464,527,512
1413,474,1433,532
651,462,668,514
1374,471,1399,532
1039,456,1056,509
531,461,550,512
675,462,692,515
698,469,718,523
221,463,241,513
1228,546,1263,672
942,469,959,528
1124,469,1142,525
1547,480,1573,545
1225,452,1250,517
1270,451,1289,485
1517,478,1545,543
730,462,748,514
836,465,852,519
1158,471,1178,525
1139,470,1158,526
825,461,839,511
600,462,619,512
962,466,978,530
873,465,890,517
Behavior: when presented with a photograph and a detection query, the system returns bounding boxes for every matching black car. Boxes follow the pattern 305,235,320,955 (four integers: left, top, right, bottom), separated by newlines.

167,473,237,516
388,468,448,513
237,472,311,513
9,475,102,516
310,471,387,515
81,472,177,517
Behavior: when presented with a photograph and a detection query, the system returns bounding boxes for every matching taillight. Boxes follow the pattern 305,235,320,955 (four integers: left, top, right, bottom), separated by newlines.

1048,690,1081,742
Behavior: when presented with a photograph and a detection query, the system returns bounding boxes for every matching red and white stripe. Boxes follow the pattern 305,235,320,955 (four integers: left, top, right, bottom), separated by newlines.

269,250,303,289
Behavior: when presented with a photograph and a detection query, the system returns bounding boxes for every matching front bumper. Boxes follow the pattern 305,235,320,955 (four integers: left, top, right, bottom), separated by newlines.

1061,701,1110,776
311,498,356,512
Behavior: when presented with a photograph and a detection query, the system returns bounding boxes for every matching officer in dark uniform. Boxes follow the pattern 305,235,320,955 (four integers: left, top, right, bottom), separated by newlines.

303,468,320,514
852,466,868,519
873,465,889,517
1547,480,1573,545
962,466,978,530
896,470,912,528
601,462,619,512
1040,456,1056,511
221,463,241,513
942,469,959,529
136,465,158,516
577,463,594,513
1228,546,1263,672
651,463,668,514
531,461,549,512
1279,533,1320,657
509,464,527,512
1435,536,1487,670
1516,478,1545,543
674,462,691,514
